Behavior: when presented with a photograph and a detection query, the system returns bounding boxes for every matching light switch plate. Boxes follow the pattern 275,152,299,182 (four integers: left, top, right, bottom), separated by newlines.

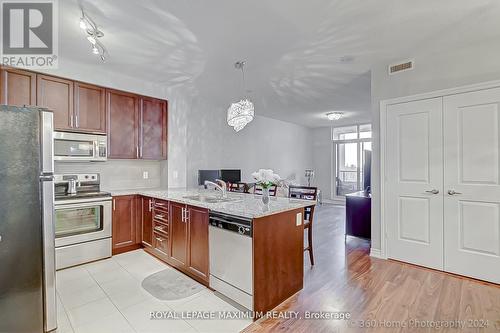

296,212,302,226
143,171,149,179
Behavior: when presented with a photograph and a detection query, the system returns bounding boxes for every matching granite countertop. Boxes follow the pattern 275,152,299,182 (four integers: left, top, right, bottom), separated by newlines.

105,187,315,219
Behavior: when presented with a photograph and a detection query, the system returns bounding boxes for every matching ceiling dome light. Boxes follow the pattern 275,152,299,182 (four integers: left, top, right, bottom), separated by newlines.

326,112,343,121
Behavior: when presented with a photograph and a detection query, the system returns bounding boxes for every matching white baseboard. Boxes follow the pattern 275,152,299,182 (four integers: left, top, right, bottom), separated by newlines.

369,248,384,259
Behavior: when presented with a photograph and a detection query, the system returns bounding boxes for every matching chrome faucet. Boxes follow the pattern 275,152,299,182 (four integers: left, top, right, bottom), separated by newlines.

205,179,227,198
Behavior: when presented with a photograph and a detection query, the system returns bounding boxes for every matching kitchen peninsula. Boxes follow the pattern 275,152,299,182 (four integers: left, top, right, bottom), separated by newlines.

109,189,315,315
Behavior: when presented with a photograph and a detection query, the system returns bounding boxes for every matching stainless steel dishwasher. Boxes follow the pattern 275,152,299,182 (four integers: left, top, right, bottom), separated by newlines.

208,212,253,310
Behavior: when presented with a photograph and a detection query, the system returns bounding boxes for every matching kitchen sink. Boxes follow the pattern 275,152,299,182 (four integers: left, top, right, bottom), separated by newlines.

182,195,240,204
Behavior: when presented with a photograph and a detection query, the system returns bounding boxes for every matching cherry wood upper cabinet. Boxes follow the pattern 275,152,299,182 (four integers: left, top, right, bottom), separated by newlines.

0,67,36,106
112,195,137,252
186,205,209,282
37,75,74,131
106,89,139,159
74,82,106,133
140,97,167,160
169,201,188,266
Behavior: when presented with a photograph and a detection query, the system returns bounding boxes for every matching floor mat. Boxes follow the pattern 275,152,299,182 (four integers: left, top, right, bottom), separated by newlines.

141,268,205,300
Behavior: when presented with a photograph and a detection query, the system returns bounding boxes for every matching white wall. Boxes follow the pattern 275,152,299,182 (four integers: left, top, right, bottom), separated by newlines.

370,38,500,251
311,127,333,200
185,97,314,188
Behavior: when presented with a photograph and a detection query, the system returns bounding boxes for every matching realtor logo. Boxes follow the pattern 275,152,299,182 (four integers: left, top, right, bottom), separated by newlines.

1,0,58,68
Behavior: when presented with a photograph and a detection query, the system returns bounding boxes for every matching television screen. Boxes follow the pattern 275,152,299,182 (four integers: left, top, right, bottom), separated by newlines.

198,170,221,186
220,169,241,183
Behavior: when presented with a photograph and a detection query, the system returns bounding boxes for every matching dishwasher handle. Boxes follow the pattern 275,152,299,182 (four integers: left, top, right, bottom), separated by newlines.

209,215,252,237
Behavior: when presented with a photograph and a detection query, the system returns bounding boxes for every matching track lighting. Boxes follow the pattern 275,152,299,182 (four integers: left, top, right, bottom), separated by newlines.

79,9,107,61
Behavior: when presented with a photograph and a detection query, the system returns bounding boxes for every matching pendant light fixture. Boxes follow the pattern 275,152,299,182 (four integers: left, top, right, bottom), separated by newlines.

227,61,254,132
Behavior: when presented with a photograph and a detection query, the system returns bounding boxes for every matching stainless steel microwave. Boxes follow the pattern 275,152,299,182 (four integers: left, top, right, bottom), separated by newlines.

53,132,107,162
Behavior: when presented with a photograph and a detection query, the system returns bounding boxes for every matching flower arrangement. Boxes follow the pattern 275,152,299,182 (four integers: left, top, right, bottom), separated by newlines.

251,169,281,189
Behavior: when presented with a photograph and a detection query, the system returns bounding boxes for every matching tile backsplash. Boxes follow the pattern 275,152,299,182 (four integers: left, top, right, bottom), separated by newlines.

55,160,167,190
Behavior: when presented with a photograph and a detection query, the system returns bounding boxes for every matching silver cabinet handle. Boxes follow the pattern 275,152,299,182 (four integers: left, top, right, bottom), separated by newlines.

181,208,185,222
113,199,116,211
447,190,462,195
149,199,153,212
136,146,139,158
425,189,439,194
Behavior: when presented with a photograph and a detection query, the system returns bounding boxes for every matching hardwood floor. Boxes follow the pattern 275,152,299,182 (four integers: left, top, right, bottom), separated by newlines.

244,205,500,333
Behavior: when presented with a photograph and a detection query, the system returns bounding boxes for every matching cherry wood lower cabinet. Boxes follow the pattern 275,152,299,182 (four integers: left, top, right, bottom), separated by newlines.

186,205,209,282
168,202,188,266
141,196,154,248
112,195,141,254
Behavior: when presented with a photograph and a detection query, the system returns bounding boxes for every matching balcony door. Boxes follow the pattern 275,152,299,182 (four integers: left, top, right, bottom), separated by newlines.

333,124,372,198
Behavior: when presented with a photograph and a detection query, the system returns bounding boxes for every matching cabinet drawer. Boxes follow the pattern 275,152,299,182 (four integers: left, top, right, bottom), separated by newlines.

153,211,168,223
153,222,168,237
153,232,168,256
153,199,169,212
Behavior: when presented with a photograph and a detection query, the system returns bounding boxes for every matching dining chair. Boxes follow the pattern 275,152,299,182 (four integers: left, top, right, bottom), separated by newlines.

253,184,278,196
289,185,318,265
227,182,248,193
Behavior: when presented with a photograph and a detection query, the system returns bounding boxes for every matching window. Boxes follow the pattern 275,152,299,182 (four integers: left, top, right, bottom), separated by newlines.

332,124,372,197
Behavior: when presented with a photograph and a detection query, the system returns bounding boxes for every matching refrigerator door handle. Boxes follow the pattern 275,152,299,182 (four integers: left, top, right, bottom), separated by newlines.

40,111,54,175
41,178,57,332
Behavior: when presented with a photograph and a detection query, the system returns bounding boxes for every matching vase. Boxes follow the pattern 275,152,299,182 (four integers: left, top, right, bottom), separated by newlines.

261,187,270,205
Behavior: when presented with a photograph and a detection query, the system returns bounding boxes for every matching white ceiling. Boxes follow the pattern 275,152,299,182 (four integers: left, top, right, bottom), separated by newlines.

60,0,500,127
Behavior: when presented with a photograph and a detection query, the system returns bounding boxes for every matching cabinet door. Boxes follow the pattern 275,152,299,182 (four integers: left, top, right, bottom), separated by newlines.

142,196,153,247
169,202,187,266
140,97,167,160
112,195,137,250
74,82,106,133
37,75,74,131
0,67,36,106
186,205,209,281
106,89,139,159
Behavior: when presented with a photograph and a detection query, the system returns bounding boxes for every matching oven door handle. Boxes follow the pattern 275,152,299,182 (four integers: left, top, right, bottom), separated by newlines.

55,199,112,210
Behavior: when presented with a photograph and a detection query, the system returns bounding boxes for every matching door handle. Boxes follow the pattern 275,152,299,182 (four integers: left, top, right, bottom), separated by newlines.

425,189,439,194
447,190,462,195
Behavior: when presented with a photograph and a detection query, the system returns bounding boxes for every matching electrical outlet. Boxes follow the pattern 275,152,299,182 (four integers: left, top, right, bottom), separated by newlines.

143,171,149,179
173,170,178,179
296,212,302,226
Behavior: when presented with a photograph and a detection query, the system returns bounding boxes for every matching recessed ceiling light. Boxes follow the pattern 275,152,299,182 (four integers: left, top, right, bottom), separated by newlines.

326,112,343,121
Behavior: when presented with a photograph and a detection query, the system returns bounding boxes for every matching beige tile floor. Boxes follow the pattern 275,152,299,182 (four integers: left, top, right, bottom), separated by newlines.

55,249,252,333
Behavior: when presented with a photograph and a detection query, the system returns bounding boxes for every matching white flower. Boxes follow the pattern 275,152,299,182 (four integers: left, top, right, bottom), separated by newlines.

252,169,281,184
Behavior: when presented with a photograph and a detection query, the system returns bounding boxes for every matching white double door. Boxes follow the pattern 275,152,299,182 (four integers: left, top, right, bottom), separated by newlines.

386,87,500,284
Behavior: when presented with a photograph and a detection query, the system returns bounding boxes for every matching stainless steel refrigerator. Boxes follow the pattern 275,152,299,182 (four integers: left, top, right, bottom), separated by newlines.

0,106,57,332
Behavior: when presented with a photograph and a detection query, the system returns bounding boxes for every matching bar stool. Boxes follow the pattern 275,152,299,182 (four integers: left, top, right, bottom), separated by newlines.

289,185,318,265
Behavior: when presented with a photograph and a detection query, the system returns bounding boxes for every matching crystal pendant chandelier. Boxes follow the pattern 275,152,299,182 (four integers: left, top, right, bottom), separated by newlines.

227,61,254,132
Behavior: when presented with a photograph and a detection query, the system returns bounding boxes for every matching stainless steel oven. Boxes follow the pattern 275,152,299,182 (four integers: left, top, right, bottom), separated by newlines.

53,131,107,162
54,174,112,269
55,197,111,247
